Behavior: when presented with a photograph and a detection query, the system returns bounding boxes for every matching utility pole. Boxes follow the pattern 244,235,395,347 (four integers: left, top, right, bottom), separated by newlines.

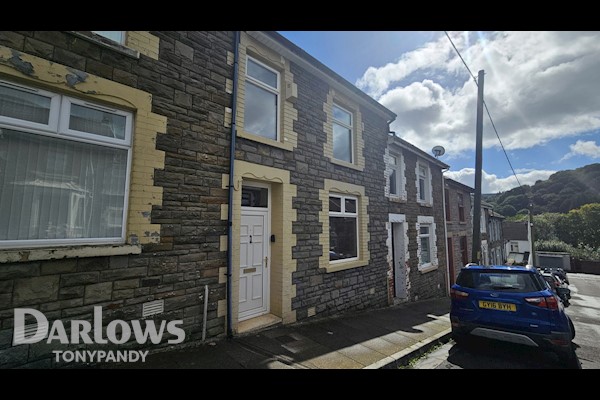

472,70,485,264
528,203,537,266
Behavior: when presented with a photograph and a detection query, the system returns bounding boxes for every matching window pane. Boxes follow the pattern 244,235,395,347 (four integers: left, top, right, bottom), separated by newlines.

0,129,127,241
242,187,268,207
247,58,278,89
333,123,352,162
390,155,397,165
93,31,124,44
420,237,430,263
344,198,356,213
333,105,351,126
329,197,341,213
69,104,126,140
419,178,426,200
329,216,357,261
244,82,277,140
0,85,51,124
389,170,397,195
419,165,427,177
420,226,429,235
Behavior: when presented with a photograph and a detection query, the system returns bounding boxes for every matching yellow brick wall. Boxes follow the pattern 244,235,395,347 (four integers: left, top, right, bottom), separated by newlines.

0,46,166,247
126,31,160,60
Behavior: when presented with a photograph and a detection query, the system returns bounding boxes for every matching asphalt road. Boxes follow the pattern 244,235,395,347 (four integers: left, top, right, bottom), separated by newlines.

412,273,600,369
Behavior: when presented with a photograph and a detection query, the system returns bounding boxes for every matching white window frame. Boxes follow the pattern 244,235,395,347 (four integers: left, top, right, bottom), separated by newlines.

92,31,126,45
332,103,354,164
0,80,61,132
388,151,402,197
416,161,431,204
418,224,432,265
59,96,133,147
416,215,438,272
245,55,281,141
329,194,359,264
0,79,133,249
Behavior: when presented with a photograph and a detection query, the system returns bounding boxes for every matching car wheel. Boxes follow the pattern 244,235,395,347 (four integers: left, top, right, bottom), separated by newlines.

569,317,576,340
452,332,468,346
556,346,578,369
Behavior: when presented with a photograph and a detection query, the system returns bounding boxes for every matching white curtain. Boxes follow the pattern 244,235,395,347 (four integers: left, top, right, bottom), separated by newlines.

0,129,127,241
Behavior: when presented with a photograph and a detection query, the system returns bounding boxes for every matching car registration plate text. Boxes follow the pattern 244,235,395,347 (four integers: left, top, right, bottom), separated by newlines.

478,301,516,312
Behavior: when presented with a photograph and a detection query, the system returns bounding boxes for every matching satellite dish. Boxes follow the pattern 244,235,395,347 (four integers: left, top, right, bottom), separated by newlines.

432,145,445,158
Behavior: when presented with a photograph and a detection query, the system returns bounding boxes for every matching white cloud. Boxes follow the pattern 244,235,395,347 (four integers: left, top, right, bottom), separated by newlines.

561,140,600,161
357,32,600,156
445,168,556,193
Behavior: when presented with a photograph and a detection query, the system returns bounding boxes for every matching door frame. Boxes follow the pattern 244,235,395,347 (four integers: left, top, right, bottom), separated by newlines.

388,213,408,300
239,181,271,321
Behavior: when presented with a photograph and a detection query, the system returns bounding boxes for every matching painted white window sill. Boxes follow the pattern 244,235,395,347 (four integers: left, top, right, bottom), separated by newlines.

68,31,140,59
418,263,438,274
238,130,294,152
388,194,407,203
0,244,141,264
330,158,363,172
417,200,433,208
325,259,368,273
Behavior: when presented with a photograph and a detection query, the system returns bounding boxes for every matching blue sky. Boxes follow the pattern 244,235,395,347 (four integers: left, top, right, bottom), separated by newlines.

280,31,600,193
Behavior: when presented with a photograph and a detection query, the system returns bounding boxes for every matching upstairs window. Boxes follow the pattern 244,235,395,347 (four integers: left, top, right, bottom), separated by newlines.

389,152,402,196
92,31,125,45
458,193,465,222
244,56,280,141
0,80,132,248
417,162,430,203
332,104,353,163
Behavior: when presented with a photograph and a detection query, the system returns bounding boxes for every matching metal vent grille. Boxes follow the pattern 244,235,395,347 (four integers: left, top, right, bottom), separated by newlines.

142,300,164,317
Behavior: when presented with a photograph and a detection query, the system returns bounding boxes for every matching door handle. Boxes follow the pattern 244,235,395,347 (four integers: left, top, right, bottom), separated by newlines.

265,256,269,268
249,235,252,243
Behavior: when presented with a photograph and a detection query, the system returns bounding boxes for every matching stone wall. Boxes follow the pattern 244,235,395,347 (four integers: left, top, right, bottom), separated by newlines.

387,150,448,302
0,31,234,367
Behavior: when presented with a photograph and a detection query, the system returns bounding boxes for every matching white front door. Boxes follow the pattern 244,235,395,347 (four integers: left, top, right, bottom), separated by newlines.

393,222,407,299
239,208,270,321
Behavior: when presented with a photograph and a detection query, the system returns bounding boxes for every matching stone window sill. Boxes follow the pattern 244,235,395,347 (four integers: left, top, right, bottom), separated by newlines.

418,263,438,274
0,244,141,264
330,158,363,172
324,259,368,273
238,130,294,152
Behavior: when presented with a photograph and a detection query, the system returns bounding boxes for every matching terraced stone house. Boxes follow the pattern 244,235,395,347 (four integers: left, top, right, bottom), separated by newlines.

0,31,410,367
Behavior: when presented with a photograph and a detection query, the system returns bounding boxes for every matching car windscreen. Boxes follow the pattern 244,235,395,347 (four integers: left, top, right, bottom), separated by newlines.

456,270,546,293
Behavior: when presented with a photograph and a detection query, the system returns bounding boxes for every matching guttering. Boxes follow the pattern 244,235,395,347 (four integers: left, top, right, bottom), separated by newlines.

226,31,240,339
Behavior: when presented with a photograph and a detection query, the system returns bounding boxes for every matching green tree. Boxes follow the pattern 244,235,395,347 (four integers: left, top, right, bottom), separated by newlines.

571,203,600,248
533,213,562,241
496,204,517,217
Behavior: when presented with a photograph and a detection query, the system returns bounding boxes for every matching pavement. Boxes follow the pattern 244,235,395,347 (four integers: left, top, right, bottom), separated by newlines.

113,297,451,369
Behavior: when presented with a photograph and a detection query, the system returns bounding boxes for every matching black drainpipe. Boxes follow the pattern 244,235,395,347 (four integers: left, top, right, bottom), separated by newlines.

226,31,240,339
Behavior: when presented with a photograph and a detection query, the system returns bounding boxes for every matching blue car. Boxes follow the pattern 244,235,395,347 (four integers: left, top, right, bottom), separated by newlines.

450,264,576,366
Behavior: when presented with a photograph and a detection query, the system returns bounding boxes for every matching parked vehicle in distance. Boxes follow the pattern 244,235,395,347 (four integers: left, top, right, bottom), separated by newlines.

541,267,569,285
541,272,571,306
450,264,576,366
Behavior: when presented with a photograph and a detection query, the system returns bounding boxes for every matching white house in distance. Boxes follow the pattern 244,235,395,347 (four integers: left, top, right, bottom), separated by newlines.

502,221,530,265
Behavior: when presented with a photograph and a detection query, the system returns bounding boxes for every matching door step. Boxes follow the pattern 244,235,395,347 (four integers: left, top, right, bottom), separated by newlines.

238,314,282,335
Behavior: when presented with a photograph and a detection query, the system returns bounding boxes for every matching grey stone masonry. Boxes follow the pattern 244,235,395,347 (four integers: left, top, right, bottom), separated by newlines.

0,31,234,367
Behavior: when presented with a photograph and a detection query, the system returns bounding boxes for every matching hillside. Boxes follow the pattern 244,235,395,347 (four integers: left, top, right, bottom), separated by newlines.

484,163,600,216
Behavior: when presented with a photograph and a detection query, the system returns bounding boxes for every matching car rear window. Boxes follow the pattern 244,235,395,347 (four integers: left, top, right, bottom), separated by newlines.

456,270,546,293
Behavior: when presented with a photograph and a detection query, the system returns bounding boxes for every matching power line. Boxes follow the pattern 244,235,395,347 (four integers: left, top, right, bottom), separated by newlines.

444,31,524,190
